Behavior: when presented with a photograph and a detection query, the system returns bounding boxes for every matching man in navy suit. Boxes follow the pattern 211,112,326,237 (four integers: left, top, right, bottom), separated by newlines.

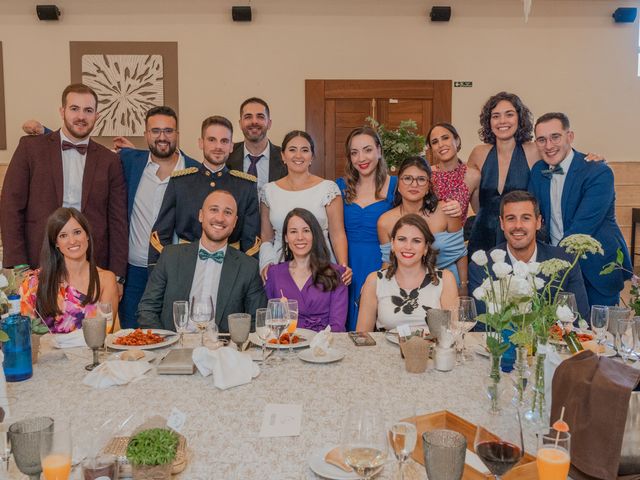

528,112,631,306
469,190,589,320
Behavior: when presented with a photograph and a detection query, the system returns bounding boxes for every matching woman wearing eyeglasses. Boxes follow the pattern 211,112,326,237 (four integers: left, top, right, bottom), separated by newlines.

377,156,467,294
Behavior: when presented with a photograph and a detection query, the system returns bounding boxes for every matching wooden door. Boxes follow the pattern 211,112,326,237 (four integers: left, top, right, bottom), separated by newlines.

305,80,452,179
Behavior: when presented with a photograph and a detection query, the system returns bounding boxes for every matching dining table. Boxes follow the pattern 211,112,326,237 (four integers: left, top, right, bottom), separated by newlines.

7,331,549,479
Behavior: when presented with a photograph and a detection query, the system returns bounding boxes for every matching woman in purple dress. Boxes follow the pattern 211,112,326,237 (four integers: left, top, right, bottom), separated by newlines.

265,208,347,332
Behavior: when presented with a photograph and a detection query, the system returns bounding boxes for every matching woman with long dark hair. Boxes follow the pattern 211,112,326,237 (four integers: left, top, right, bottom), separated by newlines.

20,208,119,333
265,208,347,332
357,214,458,331
377,156,467,293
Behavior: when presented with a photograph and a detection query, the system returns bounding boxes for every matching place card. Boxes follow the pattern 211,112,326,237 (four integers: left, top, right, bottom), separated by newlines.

167,407,187,433
259,403,302,437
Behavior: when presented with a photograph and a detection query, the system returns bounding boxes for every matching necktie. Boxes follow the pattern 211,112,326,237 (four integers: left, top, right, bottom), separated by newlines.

61,140,88,155
541,165,564,179
198,249,224,263
247,154,261,177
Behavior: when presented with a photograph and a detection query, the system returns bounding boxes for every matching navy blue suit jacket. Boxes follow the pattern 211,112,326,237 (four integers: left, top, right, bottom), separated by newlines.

119,148,200,220
528,150,631,299
468,241,590,321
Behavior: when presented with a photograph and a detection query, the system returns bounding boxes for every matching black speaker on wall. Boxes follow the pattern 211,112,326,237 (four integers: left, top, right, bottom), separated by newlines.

429,6,451,22
612,7,637,23
232,6,252,22
36,5,61,21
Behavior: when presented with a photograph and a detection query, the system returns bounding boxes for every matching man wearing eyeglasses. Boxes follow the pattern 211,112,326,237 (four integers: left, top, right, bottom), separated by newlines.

528,112,631,306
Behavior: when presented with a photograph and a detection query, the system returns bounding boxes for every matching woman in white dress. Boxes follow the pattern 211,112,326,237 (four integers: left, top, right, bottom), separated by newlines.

260,130,350,283
356,213,458,332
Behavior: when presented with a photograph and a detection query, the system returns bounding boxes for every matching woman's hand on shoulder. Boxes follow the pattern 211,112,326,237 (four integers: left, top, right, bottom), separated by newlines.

261,264,272,283
584,152,606,163
441,199,462,218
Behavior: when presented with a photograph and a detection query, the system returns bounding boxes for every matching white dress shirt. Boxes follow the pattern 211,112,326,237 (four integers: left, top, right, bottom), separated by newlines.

188,242,227,310
242,142,270,192
507,244,538,265
60,131,89,210
550,150,574,246
128,153,186,267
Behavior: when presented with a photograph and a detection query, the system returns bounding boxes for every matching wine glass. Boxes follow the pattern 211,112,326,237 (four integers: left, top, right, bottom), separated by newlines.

537,428,570,480
457,297,478,362
474,408,524,479
556,292,578,331
285,300,299,358
255,308,271,364
0,396,16,472
190,296,214,346
341,408,388,480
82,316,106,371
97,302,114,334
40,423,72,480
8,417,54,480
266,299,290,362
618,318,636,364
590,305,609,346
387,406,417,480
228,313,251,350
608,307,631,353
172,300,189,348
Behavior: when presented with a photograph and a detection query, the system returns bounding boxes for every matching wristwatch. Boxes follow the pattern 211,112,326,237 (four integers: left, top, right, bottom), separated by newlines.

116,276,126,285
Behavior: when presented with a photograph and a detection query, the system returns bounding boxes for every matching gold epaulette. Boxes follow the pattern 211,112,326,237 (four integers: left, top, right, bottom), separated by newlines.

229,241,240,250
171,166,199,178
150,231,164,254
246,236,262,257
229,169,257,182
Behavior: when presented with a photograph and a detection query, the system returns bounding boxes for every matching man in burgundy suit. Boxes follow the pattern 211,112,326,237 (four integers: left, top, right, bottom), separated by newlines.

0,83,128,286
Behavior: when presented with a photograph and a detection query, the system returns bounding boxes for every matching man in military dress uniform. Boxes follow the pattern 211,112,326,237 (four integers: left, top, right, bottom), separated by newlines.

148,115,260,267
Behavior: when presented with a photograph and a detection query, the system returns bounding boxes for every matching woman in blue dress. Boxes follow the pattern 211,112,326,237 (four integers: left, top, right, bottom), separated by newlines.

336,126,396,331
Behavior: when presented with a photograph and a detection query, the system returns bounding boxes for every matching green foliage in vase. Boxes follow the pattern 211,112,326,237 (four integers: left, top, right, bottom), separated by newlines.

126,428,179,466
366,117,426,170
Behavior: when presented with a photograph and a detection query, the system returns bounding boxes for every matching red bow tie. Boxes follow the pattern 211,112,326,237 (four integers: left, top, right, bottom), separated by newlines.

61,140,88,155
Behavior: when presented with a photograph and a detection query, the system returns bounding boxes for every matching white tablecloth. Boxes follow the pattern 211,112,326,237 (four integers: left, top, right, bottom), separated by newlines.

7,333,543,479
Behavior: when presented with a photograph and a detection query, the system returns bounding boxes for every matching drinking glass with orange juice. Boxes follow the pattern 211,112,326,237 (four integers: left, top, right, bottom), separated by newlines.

98,302,114,334
285,299,299,358
40,424,72,480
537,429,570,480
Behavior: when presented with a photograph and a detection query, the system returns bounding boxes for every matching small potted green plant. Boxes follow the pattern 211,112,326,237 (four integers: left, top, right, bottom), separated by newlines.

127,428,179,480
366,117,426,172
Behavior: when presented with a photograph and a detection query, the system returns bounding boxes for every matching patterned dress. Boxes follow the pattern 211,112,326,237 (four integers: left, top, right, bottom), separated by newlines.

20,270,97,333
431,162,470,223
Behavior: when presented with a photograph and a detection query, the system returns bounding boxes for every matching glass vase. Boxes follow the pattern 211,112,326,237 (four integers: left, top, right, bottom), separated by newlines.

525,338,548,425
485,352,503,414
511,345,531,408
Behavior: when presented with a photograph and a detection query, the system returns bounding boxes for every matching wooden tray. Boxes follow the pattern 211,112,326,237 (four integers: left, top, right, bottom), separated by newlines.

103,434,187,477
410,410,538,480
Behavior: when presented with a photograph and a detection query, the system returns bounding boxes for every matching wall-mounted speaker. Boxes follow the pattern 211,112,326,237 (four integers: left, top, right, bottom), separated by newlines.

429,6,451,22
232,6,252,22
612,7,637,23
36,5,60,21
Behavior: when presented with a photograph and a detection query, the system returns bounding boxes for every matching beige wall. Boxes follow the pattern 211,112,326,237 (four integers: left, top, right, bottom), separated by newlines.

0,0,638,165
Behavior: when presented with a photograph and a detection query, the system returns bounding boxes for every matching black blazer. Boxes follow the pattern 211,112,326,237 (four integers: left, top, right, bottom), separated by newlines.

137,242,267,332
226,141,287,182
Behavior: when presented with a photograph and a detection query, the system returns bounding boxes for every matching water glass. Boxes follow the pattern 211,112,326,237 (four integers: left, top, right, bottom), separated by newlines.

556,292,578,329
82,316,106,371
537,429,570,480
618,318,636,364
172,301,189,347
590,305,609,345
426,309,451,342
266,299,290,362
190,296,214,346
607,306,631,352
387,406,417,480
456,297,478,362
8,416,54,480
40,424,72,480
422,429,466,480
340,408,388,479
228,313,251,350
255,308,270,364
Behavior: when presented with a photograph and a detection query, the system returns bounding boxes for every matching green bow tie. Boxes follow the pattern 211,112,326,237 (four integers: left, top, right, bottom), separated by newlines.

198,249,224,263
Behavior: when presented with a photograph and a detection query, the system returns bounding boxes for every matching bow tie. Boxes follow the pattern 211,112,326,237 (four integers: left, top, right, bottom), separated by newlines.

541,165,564,179
61,140,88,155
198,249,224,263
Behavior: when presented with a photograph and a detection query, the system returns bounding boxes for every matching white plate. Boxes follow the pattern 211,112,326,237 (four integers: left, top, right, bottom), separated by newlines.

108,350,158,362
249,328,316,350
298,348,345,364
106,329,179,350
308,446,383,480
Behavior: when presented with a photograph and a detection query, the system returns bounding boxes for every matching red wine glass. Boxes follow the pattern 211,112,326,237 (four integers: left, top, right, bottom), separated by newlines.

473,409,524,479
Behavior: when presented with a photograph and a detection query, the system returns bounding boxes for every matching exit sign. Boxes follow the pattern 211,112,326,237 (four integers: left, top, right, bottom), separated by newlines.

454,81,473,87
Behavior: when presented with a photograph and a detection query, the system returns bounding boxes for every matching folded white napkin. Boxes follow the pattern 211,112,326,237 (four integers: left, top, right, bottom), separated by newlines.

83,360,151,389
51,329,87,348
192,346,259,390
309,325,332,356
540,342,563,413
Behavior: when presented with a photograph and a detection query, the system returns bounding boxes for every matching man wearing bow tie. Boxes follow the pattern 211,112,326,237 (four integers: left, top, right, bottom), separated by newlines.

0,83,127,282
528,112,631,306
137,190,266,333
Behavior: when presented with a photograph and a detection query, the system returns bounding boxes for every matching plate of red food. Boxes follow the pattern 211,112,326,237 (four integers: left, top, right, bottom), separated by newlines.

106,328,179,350
249,328,316,349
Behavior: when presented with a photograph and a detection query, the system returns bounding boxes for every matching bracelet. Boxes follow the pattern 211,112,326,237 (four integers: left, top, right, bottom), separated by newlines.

460,281,469,286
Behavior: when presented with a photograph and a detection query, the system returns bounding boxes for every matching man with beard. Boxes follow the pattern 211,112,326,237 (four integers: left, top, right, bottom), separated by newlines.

1,83,127,282
138,190,266,332
468,190,589,320
117,106,200,328
148,115,260,267
226,97,287,191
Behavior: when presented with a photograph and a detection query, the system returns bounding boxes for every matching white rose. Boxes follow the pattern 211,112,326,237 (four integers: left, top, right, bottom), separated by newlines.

533,277,545,290
556,304,575,323
492,262,512,279
490,249,507,264
0,274,8,289
528,262,541,275
472,286,486,301
510,277,533,297
471,250,488,267
512,261,529,279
